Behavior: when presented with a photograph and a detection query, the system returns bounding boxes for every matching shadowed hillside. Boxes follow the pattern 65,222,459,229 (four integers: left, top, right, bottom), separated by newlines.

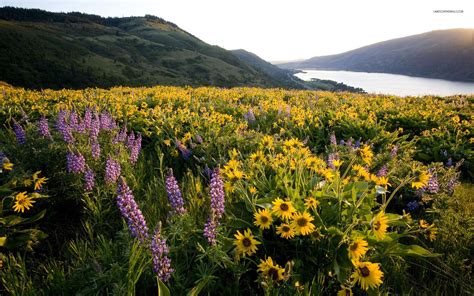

279,29,474,82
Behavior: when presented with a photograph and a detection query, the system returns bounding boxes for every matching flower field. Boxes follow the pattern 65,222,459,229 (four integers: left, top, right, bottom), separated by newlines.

0,85,473,295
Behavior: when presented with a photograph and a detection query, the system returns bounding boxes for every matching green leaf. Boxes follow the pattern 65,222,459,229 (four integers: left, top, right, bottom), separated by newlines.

0,210,47,227
387,244,440,257
1,229,48,249
187,276,214,296
157,277,171,296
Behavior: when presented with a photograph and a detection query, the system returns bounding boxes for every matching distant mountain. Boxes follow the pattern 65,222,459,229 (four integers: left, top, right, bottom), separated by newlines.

231,49,309,89
0,7,303,89
279,29,474,82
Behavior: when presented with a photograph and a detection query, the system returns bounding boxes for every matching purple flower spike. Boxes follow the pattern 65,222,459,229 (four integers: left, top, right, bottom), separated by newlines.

13,122,26,145
84,169,95,191
151,225,174,282
377,165,388,177
116,177,149,244
105,157,121,184
91,140,101,160
66,151,86,174
129,133,142,164
165,169,186,215
330,133,337,145
327,152,338,169
204,168,225,245
390,145,398,158
209,168,225,220
38,116,52,139
426,168,439,194
203,218,218,246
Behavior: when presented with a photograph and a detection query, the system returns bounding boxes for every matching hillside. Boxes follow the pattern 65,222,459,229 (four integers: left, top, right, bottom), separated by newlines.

279,29,474,82
0,7,300,89
231,49,308,89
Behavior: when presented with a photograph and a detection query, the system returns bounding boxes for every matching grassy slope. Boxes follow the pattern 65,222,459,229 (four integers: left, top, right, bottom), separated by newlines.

279,29,474,82
0,8,290,89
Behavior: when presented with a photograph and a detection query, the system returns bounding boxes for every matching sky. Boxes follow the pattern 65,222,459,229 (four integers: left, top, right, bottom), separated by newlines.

2,0,473,61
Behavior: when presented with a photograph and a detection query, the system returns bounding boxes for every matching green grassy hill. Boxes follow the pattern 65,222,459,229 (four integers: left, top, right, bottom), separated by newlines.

279,29,474,82
0,7,300,89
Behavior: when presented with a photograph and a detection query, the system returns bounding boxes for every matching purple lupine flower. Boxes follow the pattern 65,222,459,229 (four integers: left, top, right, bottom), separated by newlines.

339,139,345,146
244,109,256,124
203,218,218,245
113,126,128,144
126,131,135,149
209,168,225,220
330,133,337,145
327,152,338,169
426,168,439,194
195,134,203,144
116,177,149,244
105,157,121,184
38,116,52,139
406,200,419,212
90,113,100,139
204,168,225,245
69,110,79,132
446,158,453,168
390,145,399,158
354,138,361,148
377,165,388,177
165,169,186,215
91,140,101,160
55,110,69,133
151,226,174,282
100,111,116,130
61,124,75,144
447,176,458,195
129,134,142,164
175,140,192,160
13,122,26,145
66,151,86,174
83,108,92,130
346,138,353,148
84,169,95,191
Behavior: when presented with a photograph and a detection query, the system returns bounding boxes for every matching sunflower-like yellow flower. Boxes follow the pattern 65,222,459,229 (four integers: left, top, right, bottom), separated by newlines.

291,212,315,236
348,238,369,261
426,224,437,241
411,170,431,189
359,145,374,165
2,161,13,171
23,178,33,187
376,176,390,188
333,159,343,168
419,219,429,228
257,256,285,281
304,197,319,211
276,223,296,239
337,287,353,296
272,198,296,220
254,209,273,230
12,192,35,213
351,261,384,290
372,212,389,240
34,177,47,190
234,229,260,256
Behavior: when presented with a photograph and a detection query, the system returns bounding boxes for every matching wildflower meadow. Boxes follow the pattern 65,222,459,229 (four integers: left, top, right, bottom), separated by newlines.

0,85,472,295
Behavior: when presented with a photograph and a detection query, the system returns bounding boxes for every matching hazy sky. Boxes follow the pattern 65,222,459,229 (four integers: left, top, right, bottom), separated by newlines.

2,0,473,61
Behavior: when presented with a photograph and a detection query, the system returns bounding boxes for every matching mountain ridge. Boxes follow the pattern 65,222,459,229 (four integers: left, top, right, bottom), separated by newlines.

279,29,474,82
0,7,303,89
